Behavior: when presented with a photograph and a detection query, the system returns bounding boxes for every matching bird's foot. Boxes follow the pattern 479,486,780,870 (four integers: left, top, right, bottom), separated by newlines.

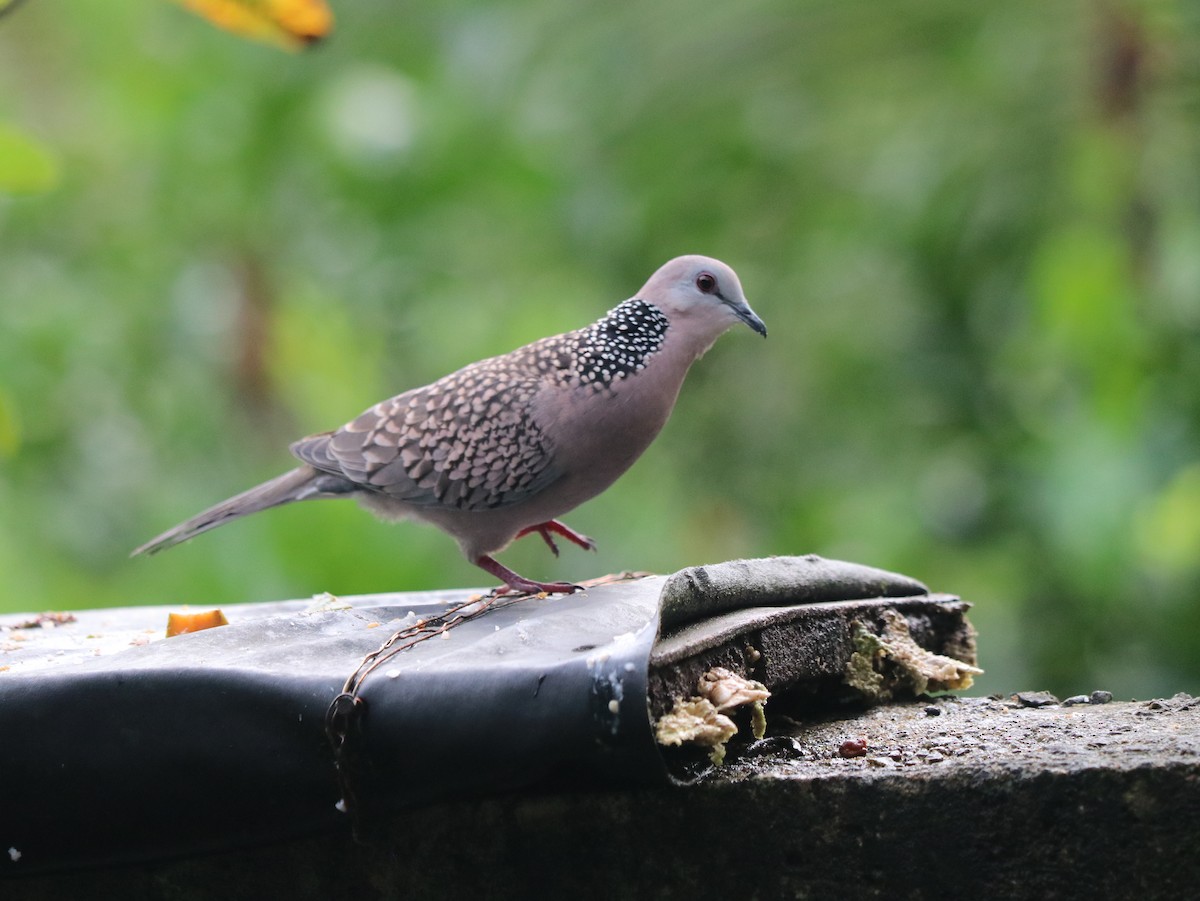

474,555,583,597
491,580,582,598
515,520,598,558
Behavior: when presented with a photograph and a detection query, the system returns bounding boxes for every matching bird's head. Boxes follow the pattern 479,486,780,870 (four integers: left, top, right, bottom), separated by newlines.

640,255,767,342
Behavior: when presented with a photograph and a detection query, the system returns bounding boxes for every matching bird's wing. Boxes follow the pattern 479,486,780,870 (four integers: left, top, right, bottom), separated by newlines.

290,360,561,511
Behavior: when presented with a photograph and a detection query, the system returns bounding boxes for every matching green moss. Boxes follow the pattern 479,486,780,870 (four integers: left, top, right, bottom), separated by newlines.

844,611,983,703
845,623,889,700
751,700,767,740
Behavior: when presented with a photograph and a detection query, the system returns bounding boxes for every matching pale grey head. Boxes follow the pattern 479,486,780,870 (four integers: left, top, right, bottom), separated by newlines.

636,255,767,343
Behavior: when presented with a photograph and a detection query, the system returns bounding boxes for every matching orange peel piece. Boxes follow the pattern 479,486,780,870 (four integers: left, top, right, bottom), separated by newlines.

166,609,230,637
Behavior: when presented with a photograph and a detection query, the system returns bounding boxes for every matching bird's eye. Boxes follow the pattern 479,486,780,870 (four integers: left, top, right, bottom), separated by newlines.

695,272,717,294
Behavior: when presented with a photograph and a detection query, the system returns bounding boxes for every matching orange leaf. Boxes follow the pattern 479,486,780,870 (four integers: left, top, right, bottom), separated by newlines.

179,0,333,50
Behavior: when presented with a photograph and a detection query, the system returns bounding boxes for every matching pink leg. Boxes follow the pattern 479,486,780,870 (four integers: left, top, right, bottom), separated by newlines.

515,520,598,557
474,555,582,596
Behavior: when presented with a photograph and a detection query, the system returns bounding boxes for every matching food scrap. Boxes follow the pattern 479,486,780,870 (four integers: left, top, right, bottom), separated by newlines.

166,609,229,637
655,666,772,764
839,738,868,758
5,612,76,630
654,698,738,764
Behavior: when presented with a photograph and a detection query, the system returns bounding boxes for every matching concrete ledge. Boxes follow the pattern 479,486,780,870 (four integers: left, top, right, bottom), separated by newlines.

9,694,1198,900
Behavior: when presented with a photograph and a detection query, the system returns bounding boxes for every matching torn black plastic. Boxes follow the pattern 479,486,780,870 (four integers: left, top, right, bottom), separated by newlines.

0,555,964,875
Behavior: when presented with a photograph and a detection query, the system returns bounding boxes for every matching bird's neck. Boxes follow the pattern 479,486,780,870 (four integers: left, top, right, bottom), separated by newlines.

565,299,672,389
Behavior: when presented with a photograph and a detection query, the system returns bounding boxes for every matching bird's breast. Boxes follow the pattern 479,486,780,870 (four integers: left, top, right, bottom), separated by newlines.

535,346,693,482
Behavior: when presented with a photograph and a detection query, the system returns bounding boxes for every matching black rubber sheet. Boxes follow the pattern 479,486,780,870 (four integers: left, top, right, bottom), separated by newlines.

0,555,927,875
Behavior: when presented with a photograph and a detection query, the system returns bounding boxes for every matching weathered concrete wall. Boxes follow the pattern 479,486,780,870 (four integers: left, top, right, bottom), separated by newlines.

9,693,1198,901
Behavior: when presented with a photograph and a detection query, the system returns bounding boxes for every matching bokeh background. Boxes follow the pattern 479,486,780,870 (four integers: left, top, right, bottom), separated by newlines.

2,1,1198,699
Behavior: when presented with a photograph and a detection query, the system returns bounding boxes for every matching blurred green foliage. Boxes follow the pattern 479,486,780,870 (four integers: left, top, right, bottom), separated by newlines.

2,0,1199,698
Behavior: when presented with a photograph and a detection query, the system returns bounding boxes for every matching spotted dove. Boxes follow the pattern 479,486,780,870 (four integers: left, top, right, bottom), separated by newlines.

133,255,767,594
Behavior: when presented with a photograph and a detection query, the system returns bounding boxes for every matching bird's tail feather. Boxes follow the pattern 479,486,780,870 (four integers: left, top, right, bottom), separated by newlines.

131,466,352,556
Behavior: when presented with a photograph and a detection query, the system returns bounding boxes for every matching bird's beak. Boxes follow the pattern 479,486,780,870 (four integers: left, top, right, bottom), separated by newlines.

728,298,767,337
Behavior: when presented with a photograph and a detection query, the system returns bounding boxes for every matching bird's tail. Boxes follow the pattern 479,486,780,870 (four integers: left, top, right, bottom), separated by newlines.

131,465,352,556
